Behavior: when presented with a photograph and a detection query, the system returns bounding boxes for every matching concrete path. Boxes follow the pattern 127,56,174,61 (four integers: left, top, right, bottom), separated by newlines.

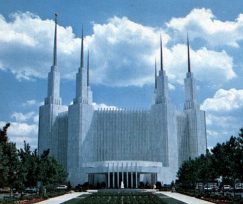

36,192,89,204
36,190,215,204
156,191,215,204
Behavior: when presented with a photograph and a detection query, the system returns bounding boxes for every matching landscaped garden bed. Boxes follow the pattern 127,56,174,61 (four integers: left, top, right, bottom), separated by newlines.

64,191,185,204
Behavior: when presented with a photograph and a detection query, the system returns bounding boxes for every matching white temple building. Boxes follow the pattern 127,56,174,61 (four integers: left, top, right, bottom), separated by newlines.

38,15,207,187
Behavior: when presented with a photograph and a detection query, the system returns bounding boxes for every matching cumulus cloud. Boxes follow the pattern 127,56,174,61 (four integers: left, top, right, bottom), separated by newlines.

202,88,243,146
202,88,243,112
88,16,235,86
0,121,38,149
0,11,235,87
11,111,36,122
164,44,235,84
167,8,243,47
0,12,80,80
86,16,169,86
205,111,241,146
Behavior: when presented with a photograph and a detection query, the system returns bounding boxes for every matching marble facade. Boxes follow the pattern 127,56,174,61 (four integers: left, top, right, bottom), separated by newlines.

38,17,207,187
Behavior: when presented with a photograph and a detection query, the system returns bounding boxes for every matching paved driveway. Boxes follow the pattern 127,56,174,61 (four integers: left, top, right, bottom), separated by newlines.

156,191,215,204
36,192,89,204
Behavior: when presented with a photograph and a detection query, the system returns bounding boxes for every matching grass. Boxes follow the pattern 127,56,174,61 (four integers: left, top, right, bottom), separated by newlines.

63,191,186,204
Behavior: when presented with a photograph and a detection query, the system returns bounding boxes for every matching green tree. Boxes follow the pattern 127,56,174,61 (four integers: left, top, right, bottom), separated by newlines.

36,149,67,186
0,144,9,187
177,127,243,196
0,123,23,194
177,158,197,189
0,123,67,192
18,141,39,187
211,135,243,187
19,145,67,187
0,123,10,143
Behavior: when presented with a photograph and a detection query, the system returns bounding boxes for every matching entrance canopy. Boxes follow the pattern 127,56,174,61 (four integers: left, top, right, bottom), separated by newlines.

83,161,162,188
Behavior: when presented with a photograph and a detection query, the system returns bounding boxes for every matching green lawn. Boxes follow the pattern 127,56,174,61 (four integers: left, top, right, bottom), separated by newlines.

63,191,185,204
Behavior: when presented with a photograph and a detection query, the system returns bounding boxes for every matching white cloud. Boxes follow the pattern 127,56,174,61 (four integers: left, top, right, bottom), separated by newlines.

11,111,36,122
0,121,38,149
164,44,235,84
92,102,121,110
0,12,80,80
202,89,243,112
22,99,43,107
202,88,243,146
167,8,243,47
87,16,168,87
0,11,236,87
88,16,235,86
206,113,235,127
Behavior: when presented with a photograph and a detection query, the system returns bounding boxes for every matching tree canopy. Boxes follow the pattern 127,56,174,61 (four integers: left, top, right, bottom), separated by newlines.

0,123,67,190
177,129,243,189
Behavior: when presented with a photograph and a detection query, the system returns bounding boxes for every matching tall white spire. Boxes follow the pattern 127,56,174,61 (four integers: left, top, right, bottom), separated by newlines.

184,34,196,110
155,35,169,104
74,27,92,104
187,33,191,73
53,13,57,67
80,26,84,69
160,34,163,71
45,13,61,105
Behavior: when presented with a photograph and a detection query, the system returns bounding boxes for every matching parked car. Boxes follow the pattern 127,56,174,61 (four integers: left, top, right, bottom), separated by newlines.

0,187,10,193
204,186,212,191
235,183,243,191
24,187,37,194
222,185,231,191
56,185,68,190
203,183,218,191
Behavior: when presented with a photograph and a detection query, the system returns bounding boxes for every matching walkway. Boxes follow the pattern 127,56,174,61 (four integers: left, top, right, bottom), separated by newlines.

36,192,89,204
156,191,215,204
36,190,215,204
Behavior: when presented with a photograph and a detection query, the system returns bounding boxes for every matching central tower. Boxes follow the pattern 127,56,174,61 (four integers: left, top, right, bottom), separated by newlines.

177,35,207,165
150,36,178,182
67,28,94,184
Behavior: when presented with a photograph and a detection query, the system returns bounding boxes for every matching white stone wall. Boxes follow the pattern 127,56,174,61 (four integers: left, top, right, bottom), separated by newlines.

75,67,91,104
47,66,61,103
39,57,207,187
56,112,68,170
181,71,207,162
155,70,168,104
184,72,196,106
166,103,178,180
150,103,168,164
196,110,207,155
89,109,150,162
177,112,189,166
38,104,65,158
184,108,206,160
67,103,94,185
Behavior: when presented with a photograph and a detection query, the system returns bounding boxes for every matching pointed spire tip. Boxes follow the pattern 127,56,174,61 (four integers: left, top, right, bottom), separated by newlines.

160,34,163,71
80,26,84,68
187,33,191,73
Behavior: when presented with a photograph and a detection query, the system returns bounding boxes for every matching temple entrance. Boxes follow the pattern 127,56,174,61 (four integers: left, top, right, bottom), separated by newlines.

88,172,157,189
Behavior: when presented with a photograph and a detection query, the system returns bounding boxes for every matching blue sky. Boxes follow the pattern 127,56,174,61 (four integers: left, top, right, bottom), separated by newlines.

1,0,243,149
